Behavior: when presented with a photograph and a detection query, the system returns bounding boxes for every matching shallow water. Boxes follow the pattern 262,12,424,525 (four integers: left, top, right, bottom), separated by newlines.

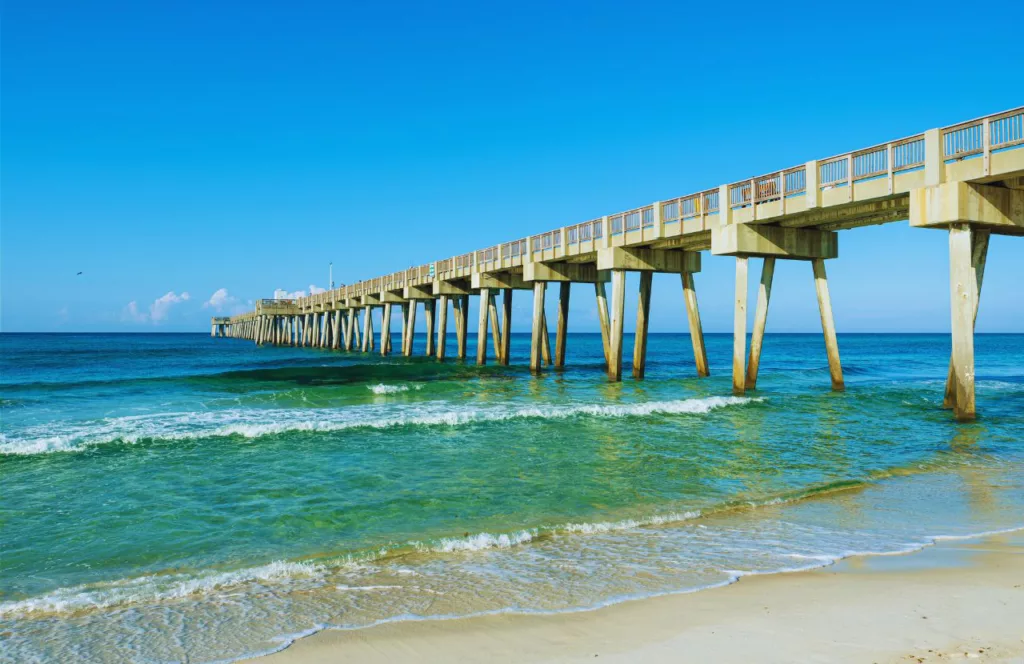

1,332,1022,663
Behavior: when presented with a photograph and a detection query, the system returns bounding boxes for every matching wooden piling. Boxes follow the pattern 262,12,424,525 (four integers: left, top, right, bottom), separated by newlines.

947,224,978,420
477,288,489,365
500,289,512,366
608,270,626,382
733,257,748,395
812,258,844,392
944,229,989,411
681,272,709,377
632,272,653,379
424,299,436,357
555,282,569,368
746,257,775,389
436,295,448,360
530,282,546,373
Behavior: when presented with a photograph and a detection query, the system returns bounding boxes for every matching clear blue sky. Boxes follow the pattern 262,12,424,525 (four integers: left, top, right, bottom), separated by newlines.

3,0,1022,333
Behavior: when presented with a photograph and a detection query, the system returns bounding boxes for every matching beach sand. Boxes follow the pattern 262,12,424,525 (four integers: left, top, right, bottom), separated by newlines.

246,532,1024,664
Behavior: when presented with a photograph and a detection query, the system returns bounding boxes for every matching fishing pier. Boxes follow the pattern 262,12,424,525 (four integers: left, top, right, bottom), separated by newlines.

214,108,1024,422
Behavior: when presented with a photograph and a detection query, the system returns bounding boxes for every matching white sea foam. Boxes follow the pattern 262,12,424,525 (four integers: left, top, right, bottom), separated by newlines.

367,383,424,395
560,510,702,534
0,396,760,456
0,560,323,617
418,529,538,553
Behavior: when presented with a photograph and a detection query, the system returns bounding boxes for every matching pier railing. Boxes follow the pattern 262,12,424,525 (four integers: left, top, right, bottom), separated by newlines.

234,106,1023,318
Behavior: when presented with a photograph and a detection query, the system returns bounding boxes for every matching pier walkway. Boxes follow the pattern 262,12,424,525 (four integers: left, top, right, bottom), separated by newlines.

212,107,1024,421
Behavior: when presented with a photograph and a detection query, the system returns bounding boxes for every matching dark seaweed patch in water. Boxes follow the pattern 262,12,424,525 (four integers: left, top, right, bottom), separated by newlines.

201,361,522,386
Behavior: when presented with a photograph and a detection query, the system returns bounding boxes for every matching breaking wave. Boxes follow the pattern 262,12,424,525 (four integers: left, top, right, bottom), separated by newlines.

0,396,761,456
367,383,424,395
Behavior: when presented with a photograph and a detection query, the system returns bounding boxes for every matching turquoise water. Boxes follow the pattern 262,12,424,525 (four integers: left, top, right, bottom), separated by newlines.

1,332,1022,663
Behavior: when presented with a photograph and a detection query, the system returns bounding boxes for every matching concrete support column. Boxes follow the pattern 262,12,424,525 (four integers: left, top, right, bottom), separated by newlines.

456,295,469,360
352,309,362,350
554,282,570,368
476,289,490,365
404,301,417,356
361,306,370,352
424,300,435,357
608,270,626,382
944,229,989,413
381,303,393,355
812,258,844,392
333,311,342,349
530,282,546,373
399,304,409,355
595,281,612,369
344,309,355,351
488,292,502,364
632,272,653,379
436,296,448,360
947,224,981,421
500,289,512,366
746,257,775,389
733,257,748,395
681,273,709,377
540,309,552,366
362,306,373,352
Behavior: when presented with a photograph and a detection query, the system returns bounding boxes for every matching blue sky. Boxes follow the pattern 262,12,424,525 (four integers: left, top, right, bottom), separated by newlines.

3,0,1022,333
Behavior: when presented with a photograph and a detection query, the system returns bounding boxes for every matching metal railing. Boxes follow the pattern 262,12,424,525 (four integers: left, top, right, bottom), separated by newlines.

943,108,1024,160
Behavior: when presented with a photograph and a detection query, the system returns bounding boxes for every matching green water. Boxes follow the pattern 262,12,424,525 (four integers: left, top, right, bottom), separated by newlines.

1,332,1022,663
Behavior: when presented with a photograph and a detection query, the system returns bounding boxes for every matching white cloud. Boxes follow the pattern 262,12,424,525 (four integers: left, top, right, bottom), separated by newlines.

203,288,239,312
274,285,325,299
122,301,148,323
150,291,190,322
123,291,191,324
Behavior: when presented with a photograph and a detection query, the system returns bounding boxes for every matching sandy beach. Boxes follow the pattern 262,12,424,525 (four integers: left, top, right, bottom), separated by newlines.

246,532,1024,664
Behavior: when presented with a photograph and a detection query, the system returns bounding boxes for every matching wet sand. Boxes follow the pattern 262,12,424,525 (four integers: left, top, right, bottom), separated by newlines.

246,532,1024,664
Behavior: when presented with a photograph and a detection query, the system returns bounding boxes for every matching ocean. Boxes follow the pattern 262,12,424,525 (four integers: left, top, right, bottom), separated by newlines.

1,332,1022,663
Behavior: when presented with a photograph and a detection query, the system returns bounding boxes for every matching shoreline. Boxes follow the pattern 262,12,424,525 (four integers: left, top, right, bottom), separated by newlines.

243,530,1024,664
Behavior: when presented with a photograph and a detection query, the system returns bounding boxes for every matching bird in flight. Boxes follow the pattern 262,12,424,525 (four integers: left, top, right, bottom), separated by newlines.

76,272,83,276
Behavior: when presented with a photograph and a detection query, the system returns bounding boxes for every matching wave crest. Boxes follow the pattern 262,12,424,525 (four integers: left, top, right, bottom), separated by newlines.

0,396,760,456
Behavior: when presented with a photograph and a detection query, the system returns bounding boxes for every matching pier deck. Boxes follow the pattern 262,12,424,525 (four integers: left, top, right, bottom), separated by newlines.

215,107,1024,421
